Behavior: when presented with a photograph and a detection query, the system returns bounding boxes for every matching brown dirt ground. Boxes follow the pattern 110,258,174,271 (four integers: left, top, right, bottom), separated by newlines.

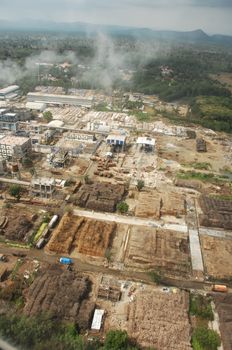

135,189,186,219
127,289,191,350
201,235,232,279
124,227,191,277
0,206,39,242
23,265,95,329
46,213,116,257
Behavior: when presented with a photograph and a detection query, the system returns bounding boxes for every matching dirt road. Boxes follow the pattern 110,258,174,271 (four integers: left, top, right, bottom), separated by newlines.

0,243,210,291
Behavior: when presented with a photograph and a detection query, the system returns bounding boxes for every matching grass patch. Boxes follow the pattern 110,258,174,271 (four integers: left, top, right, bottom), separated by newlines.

191,327,221,350
190,294,214,321
33,222,48,243
176,170,229,183
185,162,212,170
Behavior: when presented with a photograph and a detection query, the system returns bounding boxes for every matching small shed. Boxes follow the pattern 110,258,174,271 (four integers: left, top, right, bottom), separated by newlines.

106,134,126,147
137,137,156,152
91,309,105,331
196,138,207,152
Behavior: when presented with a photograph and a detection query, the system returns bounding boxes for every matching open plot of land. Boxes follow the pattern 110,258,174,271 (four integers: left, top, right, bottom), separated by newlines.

200,235,232,278
127,288,191,350
46,213,116,257
124,227,190,276
0,205,40,242
23,265,95,329
76,181,125,212
198,196,232,230
156,132,230,173
213,294,232,350
103,283,191,350
135,189,186,219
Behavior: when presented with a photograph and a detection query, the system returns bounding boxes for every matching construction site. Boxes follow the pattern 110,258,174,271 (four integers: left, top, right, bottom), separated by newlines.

0,204,40,242
100,282,192,350
200,235,232,279
46,213,116,259
123,227,191,276
24,265,95,329
0,80,232,350
75,182,125,212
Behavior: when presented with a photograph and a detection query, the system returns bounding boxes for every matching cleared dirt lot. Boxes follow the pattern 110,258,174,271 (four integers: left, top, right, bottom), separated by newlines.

135,189,186,219
103,283,191,350
0,205,40,242
46,213,116,257
200,235,232,278
123,227,191,276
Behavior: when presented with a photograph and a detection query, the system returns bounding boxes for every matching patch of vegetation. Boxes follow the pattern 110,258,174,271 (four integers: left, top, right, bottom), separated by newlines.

184,162,212,170
136,179,145,191
0,314,140,350
210,194,232,201
43,111,53,122
149,271,162,284
190,96,232,133
8,184,23,201
191,327,221,350
176,170,229,183
117,201,129,213
130,110,155,122
190,294,214,321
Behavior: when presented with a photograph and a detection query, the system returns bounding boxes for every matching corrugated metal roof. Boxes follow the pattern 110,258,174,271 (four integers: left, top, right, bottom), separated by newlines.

137,137,155,146
91,309,104,330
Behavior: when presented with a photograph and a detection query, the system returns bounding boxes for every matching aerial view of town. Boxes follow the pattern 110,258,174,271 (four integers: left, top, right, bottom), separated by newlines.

0,1,232,350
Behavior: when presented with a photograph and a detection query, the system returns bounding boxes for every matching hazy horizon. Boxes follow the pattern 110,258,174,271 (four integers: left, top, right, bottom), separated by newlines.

0,0,232,35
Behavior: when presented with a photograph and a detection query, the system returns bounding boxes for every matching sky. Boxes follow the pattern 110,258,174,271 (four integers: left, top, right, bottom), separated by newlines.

0,0,232,35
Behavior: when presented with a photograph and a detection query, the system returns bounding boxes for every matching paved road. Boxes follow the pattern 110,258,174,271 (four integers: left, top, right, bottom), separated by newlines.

0,177,30,186
73,209,188,233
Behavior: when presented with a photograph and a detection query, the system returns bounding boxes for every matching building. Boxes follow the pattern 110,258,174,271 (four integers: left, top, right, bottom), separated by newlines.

31,177,55,198
0,110,19,132
137,137,156,152
106,134,126,149
25,101,47,112
0,85,19,100
48,150,69,168
0,157,7,174
0,135,32,160
196,138,207,152
27,92,93,108
91,309,105,331
0,108,32,132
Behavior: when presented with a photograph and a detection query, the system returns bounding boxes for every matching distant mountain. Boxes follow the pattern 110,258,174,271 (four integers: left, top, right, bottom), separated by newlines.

0,20,232,46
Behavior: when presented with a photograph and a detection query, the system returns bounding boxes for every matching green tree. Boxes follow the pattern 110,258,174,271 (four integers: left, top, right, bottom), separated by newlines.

192,327,221,350
149,271,162,284
136,180,145,191
9,184,23,201
43,111,53,123
22,156,33,168
104,330,129,350
117,201,129,214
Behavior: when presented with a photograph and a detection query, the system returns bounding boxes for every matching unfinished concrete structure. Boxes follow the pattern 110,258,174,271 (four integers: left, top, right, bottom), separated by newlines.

136,136,156,152
31,177,55,198
0,135,32,160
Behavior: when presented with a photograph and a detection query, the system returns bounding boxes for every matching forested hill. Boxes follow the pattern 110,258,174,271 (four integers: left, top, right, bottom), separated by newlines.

0,20,232,46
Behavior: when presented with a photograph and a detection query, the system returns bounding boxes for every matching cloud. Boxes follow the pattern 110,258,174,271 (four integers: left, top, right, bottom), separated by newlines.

0,0,232,34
